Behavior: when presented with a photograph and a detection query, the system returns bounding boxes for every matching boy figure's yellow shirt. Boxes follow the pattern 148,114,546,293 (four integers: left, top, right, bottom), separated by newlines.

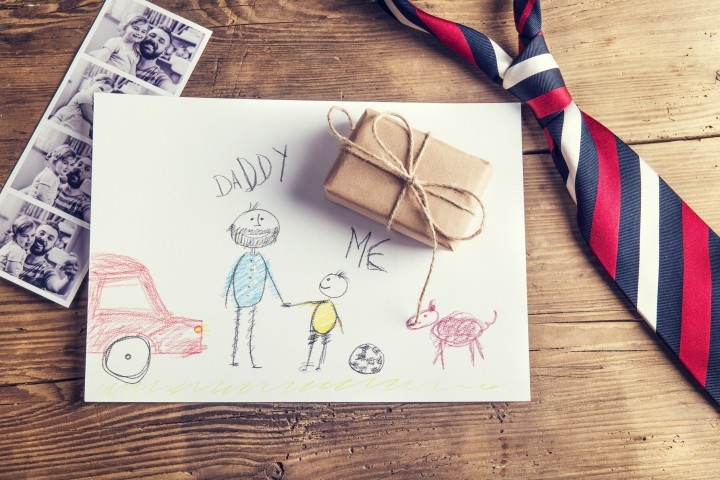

309,300,339,334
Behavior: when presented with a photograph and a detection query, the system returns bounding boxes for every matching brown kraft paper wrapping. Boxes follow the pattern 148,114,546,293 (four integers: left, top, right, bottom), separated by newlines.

324,108,492,250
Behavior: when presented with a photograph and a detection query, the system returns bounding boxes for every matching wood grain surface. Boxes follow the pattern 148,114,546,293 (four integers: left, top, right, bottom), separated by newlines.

1,0,719,478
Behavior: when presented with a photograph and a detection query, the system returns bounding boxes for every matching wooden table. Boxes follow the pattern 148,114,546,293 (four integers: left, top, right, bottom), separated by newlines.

2,1,719,477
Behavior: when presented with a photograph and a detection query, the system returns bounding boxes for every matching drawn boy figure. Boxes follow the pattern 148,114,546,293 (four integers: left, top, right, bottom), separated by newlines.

224,204,284,368
285,272,349,372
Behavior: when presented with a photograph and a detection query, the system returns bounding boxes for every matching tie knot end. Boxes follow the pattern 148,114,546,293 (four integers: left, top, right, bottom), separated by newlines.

502,35,573,122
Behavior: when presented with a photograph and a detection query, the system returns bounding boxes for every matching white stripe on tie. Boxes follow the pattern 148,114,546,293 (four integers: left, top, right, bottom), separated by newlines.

502,53,559,90
491,40,513,80
637,160,660,330
380,0,427,32
560,104,582,204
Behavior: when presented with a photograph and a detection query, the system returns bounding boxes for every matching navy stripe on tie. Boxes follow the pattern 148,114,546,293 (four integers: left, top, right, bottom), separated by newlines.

458,24,504,84
544,110,564,145
513,32,550,62
614,140,641,304
656,180,684,355
574,120,600,243
551,149,569,184
514,0,542,41
705,231,720,401
544,113,570,183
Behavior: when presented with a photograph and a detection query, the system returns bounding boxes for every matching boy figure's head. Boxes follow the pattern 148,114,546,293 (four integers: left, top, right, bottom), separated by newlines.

228,204,279,250
319,271,349,299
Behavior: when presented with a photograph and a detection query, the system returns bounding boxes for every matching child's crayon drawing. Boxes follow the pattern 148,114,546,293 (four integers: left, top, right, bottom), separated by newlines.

85,95,530,402
224,204,285,368
406,300,497,369
284,271,349,372
348,343,385,375
88,253,205,384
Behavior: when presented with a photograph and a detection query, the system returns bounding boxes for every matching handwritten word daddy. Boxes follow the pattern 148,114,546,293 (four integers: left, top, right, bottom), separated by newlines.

213,145,288,196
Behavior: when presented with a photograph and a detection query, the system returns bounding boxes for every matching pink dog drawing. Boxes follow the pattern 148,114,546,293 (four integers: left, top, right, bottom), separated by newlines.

406,300,497,368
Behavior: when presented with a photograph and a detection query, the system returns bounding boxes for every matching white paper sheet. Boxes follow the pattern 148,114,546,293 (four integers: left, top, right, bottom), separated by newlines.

86,94,530,402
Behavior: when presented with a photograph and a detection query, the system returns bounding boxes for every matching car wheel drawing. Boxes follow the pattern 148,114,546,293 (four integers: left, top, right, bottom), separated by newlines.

102,335,152,384
88,253,206,384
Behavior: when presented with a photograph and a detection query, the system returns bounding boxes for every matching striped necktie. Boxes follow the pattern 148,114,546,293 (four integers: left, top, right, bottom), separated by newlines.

377,0,720,407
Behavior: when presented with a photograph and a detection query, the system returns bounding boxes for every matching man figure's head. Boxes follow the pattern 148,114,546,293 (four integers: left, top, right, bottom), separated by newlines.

228,204,279,250
28,223,60,257
65,156,92,190
138,26,173,61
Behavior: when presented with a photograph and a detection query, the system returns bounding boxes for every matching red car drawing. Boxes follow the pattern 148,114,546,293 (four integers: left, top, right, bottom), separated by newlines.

88,253,205,383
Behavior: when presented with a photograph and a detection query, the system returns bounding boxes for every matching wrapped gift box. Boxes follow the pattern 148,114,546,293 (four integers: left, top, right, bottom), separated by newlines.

324,108,492,250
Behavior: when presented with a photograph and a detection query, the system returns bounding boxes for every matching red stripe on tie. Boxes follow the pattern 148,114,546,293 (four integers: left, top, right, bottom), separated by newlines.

584,113,621,279
679,202,712,386
416,9,477,67
517,0,537,35
525,87,572,120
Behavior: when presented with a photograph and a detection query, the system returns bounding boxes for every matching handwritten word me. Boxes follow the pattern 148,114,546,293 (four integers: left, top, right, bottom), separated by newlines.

213,145,288,197
346,227,389,272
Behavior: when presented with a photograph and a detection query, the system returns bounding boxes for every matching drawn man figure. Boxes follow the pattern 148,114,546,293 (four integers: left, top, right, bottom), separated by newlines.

285,272,348,371
224,204,284,368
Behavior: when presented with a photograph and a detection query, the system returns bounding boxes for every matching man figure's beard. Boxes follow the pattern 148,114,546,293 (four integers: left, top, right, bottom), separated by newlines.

229,226,279,249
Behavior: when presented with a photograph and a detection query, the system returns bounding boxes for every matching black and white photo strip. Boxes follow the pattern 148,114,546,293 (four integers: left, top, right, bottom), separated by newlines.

10,122,94,224
47,59,157,143
84,0,208,95
0,192,89,307
0,0,211,305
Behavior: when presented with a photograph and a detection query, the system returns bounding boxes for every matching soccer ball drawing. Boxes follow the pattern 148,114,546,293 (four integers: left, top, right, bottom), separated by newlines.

349,343,385,375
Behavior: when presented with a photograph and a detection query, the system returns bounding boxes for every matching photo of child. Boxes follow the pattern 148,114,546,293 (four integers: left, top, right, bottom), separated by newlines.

10,123,92,216
88,14,149,75
0,195,89,300
25,144,75,205
84,0,209,94
0,215,35,277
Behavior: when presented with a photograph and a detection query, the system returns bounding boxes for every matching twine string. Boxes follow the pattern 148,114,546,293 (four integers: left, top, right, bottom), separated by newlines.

327,106,487,320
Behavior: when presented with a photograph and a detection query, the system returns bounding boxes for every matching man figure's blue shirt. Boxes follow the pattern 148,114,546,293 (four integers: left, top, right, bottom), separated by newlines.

225,252,279,308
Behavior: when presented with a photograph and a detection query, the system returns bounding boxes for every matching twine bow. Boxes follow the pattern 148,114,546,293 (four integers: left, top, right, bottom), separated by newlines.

327,106,487,320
